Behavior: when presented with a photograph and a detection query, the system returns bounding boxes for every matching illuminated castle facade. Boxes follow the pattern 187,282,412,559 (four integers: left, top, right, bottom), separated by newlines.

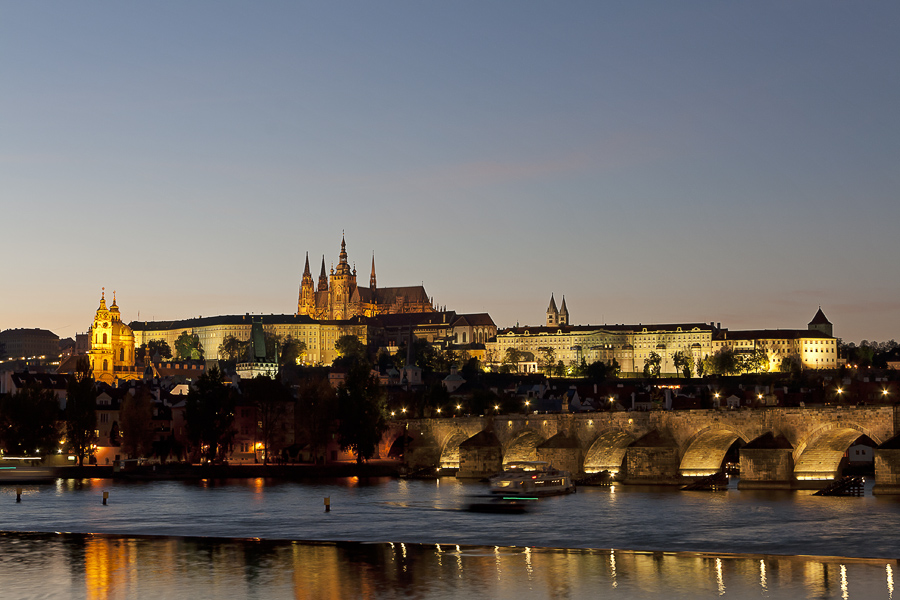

297,235,435,320
89,290,141,385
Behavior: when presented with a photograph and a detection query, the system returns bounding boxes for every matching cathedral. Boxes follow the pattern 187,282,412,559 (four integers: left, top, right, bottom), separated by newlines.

297,235,435,320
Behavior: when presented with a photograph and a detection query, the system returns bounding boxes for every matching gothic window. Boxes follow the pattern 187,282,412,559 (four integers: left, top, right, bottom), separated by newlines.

103,359,108,371
120,348,125,361
103,333,107,344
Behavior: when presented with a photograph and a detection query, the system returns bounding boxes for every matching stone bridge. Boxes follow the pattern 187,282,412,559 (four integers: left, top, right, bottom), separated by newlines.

380,406,900,491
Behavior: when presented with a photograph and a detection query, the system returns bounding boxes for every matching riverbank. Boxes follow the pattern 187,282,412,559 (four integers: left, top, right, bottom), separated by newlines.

53,461,401,481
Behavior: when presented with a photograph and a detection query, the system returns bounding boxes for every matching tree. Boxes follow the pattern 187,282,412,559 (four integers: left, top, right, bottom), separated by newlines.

120,387,156,459
779,354,802,378
0,385,60,456
336,361,386,463
537,347,556,376
149,339,173,359
296,376,337,464
745,348,769,373
502,348,522,373
175,331,204,361
185,366,236,463
392,337,437,375
643,352,662,378
554,360,567,377
280,336,307,366
65,357,97,466
484,347,498,370
335,335,366,364
218,335,246,362
708,349,739,376
136,339,173,362
672,351,693,378
585,360,611,382
243,375,292,465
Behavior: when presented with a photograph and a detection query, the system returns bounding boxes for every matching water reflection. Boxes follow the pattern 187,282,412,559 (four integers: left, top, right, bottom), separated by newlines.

0,532,894,599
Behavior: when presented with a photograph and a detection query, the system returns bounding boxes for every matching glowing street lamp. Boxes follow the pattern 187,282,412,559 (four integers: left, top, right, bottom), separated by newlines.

436,408,442,415
401,407,407,415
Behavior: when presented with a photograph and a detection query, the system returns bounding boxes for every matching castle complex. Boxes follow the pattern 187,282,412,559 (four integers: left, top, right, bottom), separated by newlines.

297,235,434,320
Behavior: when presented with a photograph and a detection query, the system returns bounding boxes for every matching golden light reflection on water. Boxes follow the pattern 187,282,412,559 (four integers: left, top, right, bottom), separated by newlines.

1,532,898,599
760,559,767,592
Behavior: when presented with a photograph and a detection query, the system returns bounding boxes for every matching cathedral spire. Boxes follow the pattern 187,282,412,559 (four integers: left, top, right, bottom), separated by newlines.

339,231,348,265
303,252,311,278
318,256,328,291
370,253,377,289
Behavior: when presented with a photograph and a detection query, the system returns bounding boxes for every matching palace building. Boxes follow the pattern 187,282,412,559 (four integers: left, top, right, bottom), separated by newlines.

489,296,837,374
297,235,435,320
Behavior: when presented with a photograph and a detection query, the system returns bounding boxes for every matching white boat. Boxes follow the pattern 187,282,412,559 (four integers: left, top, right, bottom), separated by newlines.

489,461,576,497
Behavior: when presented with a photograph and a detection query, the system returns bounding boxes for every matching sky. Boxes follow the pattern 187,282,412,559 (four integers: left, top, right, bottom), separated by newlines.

2,2,898,344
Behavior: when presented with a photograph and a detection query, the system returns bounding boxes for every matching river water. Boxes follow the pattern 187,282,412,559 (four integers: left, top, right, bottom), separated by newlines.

1,476,899,598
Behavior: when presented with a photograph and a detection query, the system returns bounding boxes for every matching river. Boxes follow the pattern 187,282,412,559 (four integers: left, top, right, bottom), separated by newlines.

1,476,898,598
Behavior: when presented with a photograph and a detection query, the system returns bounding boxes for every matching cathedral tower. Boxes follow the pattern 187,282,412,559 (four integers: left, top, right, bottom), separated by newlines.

546,293,559,327
298,252,315,315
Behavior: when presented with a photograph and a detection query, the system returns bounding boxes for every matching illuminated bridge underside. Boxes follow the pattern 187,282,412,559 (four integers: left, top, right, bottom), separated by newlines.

679,429,743,477
439,433,470,469
503,431,545,466
794,428,868,480
584,430,635,474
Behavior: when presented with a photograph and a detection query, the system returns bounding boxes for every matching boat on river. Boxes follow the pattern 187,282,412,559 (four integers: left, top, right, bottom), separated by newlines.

0,459,57,483
488,461,576,497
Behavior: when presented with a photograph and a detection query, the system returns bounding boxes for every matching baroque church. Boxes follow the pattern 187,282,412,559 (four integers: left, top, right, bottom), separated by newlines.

297,235,435,320
88,289,141,385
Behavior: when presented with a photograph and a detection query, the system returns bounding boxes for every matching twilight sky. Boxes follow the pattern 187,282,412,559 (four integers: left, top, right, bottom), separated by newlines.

2,2,898,344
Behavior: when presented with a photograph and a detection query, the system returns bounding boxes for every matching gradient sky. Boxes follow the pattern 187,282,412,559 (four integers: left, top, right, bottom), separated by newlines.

2,2,898,344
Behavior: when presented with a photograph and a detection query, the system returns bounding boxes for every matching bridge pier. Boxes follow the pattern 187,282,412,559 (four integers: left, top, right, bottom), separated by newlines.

537,432,584,476
458,431,502,478
737,433,795,490
623,431,682,485
874,436,900,495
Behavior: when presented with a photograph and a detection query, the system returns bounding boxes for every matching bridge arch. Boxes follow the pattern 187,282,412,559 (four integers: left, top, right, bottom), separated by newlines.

793,421,883,481
379,424,407,459
583,428,635,474
502,430,547,466
679,425,752,477
439,432,472,469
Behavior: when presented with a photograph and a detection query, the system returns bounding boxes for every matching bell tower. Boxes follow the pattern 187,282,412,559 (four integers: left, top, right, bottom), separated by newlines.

546,293,559,327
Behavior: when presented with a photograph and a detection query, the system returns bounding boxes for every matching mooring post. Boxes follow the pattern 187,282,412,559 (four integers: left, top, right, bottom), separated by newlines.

103,491,109,505
16,487,22,503
324,496,330,512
